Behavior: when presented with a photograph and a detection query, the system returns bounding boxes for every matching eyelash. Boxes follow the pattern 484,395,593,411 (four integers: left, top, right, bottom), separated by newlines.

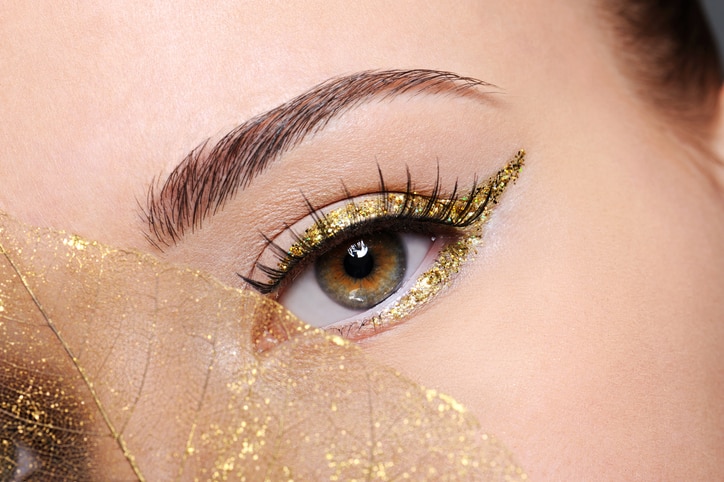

239,161,507,296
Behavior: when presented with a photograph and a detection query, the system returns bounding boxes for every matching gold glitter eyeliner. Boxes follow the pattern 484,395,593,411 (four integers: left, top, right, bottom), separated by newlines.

245,150,525,338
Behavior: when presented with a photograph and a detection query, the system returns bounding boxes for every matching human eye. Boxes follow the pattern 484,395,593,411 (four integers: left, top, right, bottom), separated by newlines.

240,150,525,341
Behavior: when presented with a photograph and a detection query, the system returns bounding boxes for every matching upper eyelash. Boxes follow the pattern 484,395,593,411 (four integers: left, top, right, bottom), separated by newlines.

238,164,499,295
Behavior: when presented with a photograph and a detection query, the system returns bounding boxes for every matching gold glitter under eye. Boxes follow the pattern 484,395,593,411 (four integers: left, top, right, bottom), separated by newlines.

341,151,524,339
247,150,526,338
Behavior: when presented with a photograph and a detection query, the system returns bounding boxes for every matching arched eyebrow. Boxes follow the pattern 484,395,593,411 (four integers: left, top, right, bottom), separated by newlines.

142,69,495,248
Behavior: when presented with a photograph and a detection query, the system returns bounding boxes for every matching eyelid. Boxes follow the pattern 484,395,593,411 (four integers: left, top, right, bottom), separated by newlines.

241,149,526,299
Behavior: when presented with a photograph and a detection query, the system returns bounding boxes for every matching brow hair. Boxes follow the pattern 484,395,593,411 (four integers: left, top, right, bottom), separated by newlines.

142,69,494,248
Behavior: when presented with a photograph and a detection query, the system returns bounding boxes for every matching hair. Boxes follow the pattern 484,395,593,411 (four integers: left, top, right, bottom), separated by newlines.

601,0,722,129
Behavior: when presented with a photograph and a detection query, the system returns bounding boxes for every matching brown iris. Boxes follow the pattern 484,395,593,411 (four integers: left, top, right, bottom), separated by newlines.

315,232,406,310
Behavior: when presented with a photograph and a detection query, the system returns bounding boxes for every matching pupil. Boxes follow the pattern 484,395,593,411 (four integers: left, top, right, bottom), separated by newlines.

314,231,406,310
343,240,374,279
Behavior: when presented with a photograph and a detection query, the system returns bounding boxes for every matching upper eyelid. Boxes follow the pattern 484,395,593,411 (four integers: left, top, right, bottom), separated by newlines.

246,218,440,292
239,150,527,294
242,211,471,296
242,168,435,281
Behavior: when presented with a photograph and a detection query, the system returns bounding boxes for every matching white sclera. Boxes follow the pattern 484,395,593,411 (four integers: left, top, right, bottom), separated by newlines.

279,233,436,328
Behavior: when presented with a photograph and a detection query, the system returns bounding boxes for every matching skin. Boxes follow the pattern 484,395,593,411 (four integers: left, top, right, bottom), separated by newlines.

2,1,724,479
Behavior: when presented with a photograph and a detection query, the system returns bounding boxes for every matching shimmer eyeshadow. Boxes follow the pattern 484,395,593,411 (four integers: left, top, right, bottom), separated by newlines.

257,150,525,339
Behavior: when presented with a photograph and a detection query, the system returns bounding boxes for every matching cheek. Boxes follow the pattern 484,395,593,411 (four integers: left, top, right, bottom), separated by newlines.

360,150,724,479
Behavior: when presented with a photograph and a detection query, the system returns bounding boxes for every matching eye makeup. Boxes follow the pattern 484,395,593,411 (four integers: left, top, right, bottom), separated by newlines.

242,150,525,339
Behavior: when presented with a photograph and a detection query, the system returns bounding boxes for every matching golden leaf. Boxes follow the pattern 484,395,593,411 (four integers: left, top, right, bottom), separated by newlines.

0,211,525,480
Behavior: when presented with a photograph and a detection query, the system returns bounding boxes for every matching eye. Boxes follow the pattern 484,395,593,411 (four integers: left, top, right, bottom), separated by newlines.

240,150,526,340
278,231,441,335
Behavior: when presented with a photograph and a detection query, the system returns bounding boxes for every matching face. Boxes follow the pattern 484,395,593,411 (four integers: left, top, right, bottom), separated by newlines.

2,1,723,479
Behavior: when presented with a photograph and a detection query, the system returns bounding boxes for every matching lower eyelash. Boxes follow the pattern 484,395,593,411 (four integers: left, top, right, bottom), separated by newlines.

239,150,526,296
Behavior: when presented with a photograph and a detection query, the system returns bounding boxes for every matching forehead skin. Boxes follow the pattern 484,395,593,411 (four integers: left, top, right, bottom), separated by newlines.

1,1,723,479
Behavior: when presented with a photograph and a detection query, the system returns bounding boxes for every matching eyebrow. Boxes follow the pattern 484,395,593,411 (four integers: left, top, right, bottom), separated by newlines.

142,69,495,248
